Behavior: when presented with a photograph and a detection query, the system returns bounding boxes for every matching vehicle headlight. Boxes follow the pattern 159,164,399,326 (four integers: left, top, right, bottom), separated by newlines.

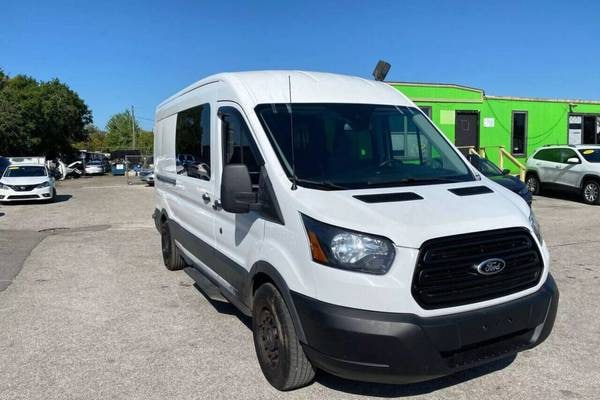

36,181,50,189
529,211,543,243
301,214,395,275
0,182,7,190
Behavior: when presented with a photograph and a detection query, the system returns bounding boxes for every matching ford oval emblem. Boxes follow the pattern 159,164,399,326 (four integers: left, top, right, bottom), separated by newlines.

475,258,506,276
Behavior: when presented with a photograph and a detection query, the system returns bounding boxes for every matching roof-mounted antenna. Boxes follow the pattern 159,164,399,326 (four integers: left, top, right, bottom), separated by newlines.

288,75,298,191
372,60,391,81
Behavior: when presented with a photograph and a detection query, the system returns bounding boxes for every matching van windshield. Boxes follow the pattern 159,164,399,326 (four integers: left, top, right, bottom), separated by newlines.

255,104,473,189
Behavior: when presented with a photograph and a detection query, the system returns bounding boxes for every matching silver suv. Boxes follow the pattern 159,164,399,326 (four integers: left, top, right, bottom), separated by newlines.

526,145,600,204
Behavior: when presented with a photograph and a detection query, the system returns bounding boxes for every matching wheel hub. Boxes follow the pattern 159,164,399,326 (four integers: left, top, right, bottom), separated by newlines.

584,183,599,202
258,308,280,367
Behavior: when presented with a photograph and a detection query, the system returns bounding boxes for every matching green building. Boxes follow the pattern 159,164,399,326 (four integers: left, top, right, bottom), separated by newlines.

389,82,600,174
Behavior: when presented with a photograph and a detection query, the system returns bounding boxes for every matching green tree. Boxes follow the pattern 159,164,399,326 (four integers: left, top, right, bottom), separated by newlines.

73,124,108,152
105,109,153,153
0,72,92,157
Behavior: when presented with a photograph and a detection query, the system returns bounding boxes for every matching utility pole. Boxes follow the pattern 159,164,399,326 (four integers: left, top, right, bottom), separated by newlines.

131,105,136,149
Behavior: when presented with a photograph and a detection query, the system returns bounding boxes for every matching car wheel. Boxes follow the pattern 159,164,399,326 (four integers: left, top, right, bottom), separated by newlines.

252,283,315,391
526,174,541,195
582,180,600,205
160,221,185,270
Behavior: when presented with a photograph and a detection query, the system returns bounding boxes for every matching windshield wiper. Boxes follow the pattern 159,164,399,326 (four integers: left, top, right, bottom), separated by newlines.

365,177,463,188
293,178,348,190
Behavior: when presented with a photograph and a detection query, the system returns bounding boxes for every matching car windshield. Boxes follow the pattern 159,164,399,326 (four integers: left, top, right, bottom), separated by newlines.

255,103,473,189
471,156,503,177
579,148,600,163
3,166,47,177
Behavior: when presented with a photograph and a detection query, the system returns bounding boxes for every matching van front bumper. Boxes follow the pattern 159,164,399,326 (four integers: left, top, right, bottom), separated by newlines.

292,275,558,384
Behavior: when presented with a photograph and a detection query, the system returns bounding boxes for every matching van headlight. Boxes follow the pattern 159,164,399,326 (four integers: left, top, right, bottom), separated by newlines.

301,214,395,275
529,211,543,243
36,181,50,189
0,182,8,190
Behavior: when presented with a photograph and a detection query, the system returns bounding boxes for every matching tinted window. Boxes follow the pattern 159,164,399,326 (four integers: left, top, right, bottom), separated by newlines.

175,104,211,180
255,104,472,190
533,148,560,162
220,107,263,186
512,111,527,155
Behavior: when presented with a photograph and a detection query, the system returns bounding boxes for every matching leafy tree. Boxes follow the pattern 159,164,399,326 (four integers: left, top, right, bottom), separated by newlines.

0,72,92,157
73,124,108,152
105,109,153,154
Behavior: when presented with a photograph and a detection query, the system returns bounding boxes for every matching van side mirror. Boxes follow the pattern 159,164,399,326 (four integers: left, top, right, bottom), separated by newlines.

502,169,511,175
566,157,580,164
221,164,259,213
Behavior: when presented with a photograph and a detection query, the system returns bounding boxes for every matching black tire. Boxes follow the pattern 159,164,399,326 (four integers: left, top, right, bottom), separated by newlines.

252,283,315,391
526,174,541,195
48,188,57,203
160,221,185,270
581,179,600,205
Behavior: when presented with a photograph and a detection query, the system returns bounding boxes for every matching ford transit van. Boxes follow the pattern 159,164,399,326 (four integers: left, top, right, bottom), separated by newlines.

153,71,558,391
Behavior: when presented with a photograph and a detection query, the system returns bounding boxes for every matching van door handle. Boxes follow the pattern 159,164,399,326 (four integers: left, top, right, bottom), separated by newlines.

202,193,211,202
212,199,222,210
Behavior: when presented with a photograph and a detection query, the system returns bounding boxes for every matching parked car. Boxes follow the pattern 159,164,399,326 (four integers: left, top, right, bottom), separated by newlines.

153,71,557,390
468,154,532,205
85,160,105,175
0,164,56,203
526,145,600,204
0,156,10,176
140,169,154,185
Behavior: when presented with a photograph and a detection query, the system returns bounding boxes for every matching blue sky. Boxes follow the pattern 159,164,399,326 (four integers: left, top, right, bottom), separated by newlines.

2,0,599,131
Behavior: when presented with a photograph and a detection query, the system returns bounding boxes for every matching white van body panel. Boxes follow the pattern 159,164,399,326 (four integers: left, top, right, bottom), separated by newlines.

154,71,549,317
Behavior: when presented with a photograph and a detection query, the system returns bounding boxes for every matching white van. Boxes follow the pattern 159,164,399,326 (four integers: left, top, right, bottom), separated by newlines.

153,71,558,390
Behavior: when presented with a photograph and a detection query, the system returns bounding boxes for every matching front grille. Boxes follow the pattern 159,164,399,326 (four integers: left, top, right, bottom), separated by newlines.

412,228,543,309
8,184,38,192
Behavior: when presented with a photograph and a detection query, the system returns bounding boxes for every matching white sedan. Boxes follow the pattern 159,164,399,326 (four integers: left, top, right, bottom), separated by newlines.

0,164,56,203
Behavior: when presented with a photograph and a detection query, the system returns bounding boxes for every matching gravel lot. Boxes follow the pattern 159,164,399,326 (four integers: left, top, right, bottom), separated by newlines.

0,176,598,399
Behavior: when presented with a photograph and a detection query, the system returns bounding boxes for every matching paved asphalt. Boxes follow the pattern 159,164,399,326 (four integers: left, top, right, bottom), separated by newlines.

0,176,598,399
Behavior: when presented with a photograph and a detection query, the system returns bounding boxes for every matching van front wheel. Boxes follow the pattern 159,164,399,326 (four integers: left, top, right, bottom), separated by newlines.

252,283,315,391
160,221,185,271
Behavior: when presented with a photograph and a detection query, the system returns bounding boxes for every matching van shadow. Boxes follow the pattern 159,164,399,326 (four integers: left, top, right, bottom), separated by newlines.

192,282,252,330
314,355,516,397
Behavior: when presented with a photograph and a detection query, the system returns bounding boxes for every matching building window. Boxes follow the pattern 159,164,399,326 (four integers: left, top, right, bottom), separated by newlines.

511,111,527,156
175,104,211,180
419,106,432,118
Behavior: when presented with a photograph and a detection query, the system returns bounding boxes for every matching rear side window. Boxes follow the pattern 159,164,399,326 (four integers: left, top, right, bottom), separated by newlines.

533,148,560,162
175,104,211,180
220,107,263,186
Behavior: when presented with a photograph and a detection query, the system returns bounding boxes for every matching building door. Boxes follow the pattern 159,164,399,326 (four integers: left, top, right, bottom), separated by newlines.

583,116,599,144
455,112,479,154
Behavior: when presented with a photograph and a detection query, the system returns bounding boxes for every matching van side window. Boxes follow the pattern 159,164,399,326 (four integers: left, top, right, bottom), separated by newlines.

220,107,263,186
175,104,211,180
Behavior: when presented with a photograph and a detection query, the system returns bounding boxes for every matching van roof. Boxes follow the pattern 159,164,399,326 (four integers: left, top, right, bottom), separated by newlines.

157,70,413,111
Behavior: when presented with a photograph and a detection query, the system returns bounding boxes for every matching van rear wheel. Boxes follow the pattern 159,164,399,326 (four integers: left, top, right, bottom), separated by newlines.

252,283,315,391
160,221,185,270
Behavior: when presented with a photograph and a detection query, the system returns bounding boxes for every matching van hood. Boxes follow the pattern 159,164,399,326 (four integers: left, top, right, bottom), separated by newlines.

294,180,532,249
0,176,50,186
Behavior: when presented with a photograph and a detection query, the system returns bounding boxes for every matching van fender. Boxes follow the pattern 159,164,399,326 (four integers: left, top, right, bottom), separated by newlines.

247,260,308,344
580,174,600,189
